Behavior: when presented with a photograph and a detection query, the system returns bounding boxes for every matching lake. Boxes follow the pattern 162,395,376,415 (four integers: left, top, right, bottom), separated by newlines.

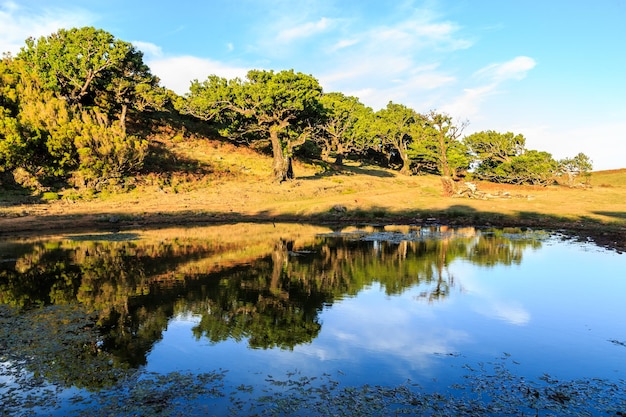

1,223,625,416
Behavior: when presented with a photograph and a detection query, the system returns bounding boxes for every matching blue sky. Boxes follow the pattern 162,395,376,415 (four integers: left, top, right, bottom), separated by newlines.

1,0,624,170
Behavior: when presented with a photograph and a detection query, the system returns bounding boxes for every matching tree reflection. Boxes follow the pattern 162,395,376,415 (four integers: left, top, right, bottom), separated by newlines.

0,225,545,390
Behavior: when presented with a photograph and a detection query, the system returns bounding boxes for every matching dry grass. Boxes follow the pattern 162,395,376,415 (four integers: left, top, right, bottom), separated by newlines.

1,137,625,250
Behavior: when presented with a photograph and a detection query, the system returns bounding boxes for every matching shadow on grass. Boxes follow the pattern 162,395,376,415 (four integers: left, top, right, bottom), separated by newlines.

593,211,626,220
299,163,397,180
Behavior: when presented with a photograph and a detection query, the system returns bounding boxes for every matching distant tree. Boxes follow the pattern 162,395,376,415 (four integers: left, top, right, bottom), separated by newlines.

317,92,374,164
180,69,324,182
372,101,419,173
491,150,558,186
559,152,593,186
463,130,560,186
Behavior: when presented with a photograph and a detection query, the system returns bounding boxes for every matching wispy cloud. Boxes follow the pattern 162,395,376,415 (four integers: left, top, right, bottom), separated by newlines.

0,1,94,55
329,38,359,52
276,17,333,42
441,56,537,119
312,4,471,110
474,56,536,82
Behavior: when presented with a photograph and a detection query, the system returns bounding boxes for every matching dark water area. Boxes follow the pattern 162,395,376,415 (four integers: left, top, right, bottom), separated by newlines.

1,224,625,416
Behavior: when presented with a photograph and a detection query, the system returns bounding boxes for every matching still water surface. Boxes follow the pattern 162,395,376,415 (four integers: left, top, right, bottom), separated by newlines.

1,223,625,415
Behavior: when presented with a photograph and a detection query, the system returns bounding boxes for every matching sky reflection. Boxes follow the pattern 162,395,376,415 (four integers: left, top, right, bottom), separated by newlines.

145,235,626,390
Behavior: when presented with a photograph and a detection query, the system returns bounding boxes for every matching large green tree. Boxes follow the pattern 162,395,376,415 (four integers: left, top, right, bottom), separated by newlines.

317,92,374,164
2,27,163,187
181,69,324,182
18,26,165,133
373,101,420,173
0,56,79,178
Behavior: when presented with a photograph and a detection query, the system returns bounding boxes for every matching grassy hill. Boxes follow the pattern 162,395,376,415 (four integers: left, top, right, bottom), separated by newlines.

1,134,625,251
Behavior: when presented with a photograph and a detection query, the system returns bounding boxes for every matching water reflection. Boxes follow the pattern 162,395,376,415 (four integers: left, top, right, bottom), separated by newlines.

0,224,546,384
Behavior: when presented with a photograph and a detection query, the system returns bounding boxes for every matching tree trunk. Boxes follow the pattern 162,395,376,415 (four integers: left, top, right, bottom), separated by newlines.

441,176,455,197
399,148,411,174
269,127,290,182
119,103,128,135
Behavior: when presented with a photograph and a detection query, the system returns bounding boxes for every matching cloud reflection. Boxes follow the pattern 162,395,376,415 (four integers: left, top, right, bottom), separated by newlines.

291,285,470,375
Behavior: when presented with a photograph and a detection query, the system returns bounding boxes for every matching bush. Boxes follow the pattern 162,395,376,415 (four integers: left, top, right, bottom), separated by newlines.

41,191,59,201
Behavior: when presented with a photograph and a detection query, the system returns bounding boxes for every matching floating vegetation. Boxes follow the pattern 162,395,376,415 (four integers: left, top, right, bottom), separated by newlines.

3,351,626,416
0,304,132,416
319,225,549,246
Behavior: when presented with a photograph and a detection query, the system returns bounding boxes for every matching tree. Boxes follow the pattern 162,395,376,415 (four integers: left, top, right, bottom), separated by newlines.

73,109,149,188
491,150,558,186
463,130,560,186
1,56,78,178
317,92,373,164
409,111,470,178
3,27,161,186
559,152,593,186
373,101,419,173
463,130,525,175
181,69,324,182
18,27,162,131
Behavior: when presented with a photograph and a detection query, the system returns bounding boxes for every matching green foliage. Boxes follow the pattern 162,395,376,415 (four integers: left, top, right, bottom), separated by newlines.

408,111,470,178
42,191,60,200
559,152,593,186
464,130,559,186
182,69,324,181
74,110,148,188
0,27,161,187
464,130,526,166
489,150,558,186
373,101,420,173
317,92,374,163
19,27,146,108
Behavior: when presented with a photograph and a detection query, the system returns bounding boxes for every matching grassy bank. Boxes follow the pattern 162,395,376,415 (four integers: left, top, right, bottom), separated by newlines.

1,137,625,252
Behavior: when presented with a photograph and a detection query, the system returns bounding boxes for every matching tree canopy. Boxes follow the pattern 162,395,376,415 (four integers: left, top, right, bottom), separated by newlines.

180,69,324,181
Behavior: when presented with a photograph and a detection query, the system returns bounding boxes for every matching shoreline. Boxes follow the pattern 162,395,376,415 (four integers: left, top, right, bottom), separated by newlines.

2,207,624,253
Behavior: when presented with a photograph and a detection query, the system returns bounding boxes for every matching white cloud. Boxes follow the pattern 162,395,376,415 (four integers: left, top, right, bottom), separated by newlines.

132,40,163,59
0,1,94,55
292,288,469,372
276,17,333,42
459,269,531,326
147,55,249,95
440,84,498,120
